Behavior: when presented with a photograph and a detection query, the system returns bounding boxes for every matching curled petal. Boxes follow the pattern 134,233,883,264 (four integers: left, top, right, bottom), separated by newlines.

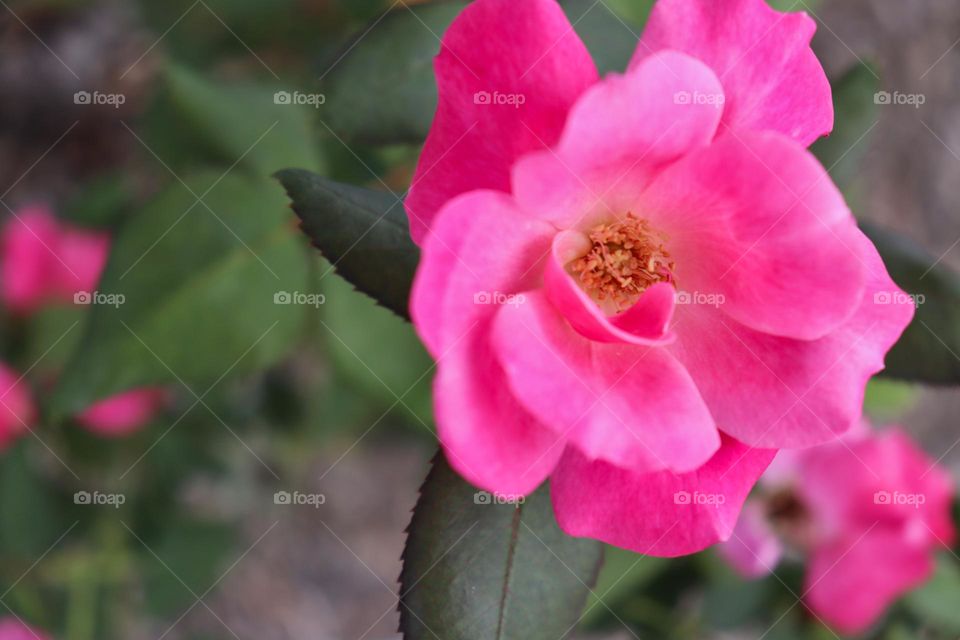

551,435,776,557
634,0,833,146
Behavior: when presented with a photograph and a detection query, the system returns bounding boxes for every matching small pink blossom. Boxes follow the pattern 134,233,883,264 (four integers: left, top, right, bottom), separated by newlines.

75,388,168,437
0,617,49,640
0,205,109,314
0,364,34,452
407,0,914,555
719,426,956,634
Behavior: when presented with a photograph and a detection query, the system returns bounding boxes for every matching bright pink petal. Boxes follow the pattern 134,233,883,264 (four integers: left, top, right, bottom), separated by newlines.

0,618,50,640
717,499,783,578
76,388,167,437
412,191,562,495
435,335,564,497
54,225,110,297
668,232,914,449
634,0,833,146
512,50,724,229
642,131,865,341
0,206,60,314
798,428,956,546
492,290,718,473
804,532,932,635
410,190,553,357
405,0,597,244
0,364,34,451
551,435,776,557
544,231,675,345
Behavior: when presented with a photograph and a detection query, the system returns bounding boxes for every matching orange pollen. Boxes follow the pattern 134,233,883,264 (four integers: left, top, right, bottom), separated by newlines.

569,213,675,311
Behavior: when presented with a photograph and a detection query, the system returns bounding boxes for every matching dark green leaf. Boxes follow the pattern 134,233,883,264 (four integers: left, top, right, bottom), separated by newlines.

165,64,325,176
600,0,654,28
51,172,309,417
579,545,666,626
320,0,646,145
141,518,237,616
320,1,468,145
0,445,69,558
862,222,960,384
812,63,880,191
19,305,85,376
400,453,603,640
276,168,418,319
701,574,772,630
321,273,434,428
561,0,642,74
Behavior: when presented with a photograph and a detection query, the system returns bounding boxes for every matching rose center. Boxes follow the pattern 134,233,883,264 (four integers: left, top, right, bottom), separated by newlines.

766,488,816,550
570,213,675,312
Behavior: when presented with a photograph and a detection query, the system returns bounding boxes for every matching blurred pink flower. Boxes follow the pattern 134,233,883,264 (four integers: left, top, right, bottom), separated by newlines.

0,204,108,314
720,426,956,634
76,388,167,437
0,364,34,451
0,617,48,640
407,0,915,555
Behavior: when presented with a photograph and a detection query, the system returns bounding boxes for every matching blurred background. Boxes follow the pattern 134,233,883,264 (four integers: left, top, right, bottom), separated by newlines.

0,0,958,638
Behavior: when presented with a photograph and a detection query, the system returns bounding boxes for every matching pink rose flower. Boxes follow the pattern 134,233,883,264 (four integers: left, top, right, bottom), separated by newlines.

75,388,168,438
0,618,50,640
0,364,35,452
719,426,955,634
408,0,915,555
0,205,109,314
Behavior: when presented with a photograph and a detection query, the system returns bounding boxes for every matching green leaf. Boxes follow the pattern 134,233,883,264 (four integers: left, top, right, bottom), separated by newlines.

51,172,309,417
164,64,324,175
579,545,666,626
600,0,655,28
861,222,960,384
320,1,468,145
141,518,237,616
18,305,85,376
276,168,418,319
767,0,822,10
0,445,69,558
400,453,603,640
905,556,960,633
320,0,646,145
811,63,880,191
321,273,434,428
561,0,642,74
863,377,920,421
701,574,772,630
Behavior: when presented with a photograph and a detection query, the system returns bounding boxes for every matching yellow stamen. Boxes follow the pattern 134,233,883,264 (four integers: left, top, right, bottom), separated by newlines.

570,213,675,312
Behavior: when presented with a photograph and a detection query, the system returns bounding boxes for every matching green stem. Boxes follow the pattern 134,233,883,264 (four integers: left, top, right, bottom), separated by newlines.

65,556,97,640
